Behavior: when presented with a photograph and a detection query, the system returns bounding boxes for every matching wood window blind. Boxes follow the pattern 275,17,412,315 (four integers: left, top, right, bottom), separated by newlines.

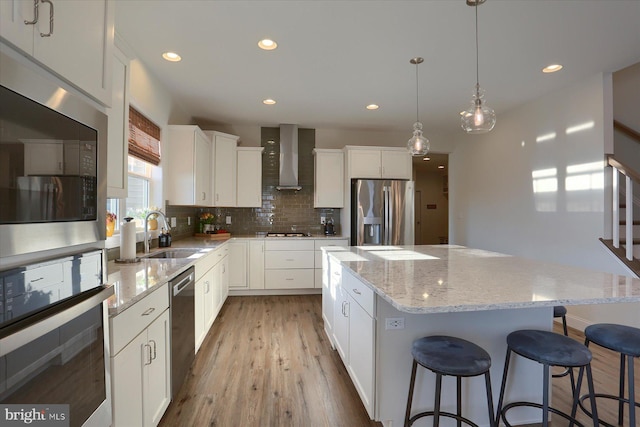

128,106,161,165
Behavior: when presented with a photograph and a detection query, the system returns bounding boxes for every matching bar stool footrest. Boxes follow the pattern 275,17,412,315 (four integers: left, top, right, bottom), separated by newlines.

578,393,640,427
409,410,481,427
500,401,589,427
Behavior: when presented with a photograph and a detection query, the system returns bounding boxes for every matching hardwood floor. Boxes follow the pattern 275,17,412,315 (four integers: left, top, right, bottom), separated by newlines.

160,296,638,427
160,295,382,427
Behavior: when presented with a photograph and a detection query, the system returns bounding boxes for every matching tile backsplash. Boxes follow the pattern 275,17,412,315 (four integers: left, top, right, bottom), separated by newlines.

167,127,341,238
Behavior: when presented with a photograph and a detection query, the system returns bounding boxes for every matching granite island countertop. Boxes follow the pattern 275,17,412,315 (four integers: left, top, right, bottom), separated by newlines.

326,244,640,314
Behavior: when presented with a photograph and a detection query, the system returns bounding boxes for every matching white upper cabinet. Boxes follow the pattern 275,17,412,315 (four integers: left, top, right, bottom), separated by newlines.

0,0,114,106
205,131,239,207
313,149,344,208
236,147,263,208
166,125,212,206
106,47,129,199
346,146,412,180
381,149,412,179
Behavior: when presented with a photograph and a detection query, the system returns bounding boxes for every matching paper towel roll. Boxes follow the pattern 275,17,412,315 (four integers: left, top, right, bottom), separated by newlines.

120,219,137,260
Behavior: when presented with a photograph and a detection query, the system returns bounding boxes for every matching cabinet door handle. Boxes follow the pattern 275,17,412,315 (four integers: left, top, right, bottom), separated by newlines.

286,259,295,262
149,340,157,361
24,0,39,25
38,0,53,37
352,288,361,295
143,344,152,365
141,307,155,316
202,192,206,201
216,193,219,202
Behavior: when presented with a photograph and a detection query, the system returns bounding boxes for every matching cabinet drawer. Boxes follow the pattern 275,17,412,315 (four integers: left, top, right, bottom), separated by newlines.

265,269,315,289
343,270,375,317
265,240,314,251
314,239,349,251
195,251,216,281
265,251,314,269
110,283,169,355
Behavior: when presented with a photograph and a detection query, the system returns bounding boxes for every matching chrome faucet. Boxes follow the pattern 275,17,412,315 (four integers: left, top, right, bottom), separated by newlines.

144,211,171,253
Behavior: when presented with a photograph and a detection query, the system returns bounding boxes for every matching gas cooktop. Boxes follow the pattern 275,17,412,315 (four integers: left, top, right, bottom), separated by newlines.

266,232,311,237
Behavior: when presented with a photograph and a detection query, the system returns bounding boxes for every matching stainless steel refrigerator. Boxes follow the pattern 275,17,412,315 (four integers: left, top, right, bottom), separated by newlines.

351,179,414,246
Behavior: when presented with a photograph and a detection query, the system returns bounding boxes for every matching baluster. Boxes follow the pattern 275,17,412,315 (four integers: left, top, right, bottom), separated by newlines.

613,166,619,248
626,176,633,261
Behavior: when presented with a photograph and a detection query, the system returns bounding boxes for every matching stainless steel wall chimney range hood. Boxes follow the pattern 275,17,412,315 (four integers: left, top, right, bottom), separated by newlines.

276,124,303,191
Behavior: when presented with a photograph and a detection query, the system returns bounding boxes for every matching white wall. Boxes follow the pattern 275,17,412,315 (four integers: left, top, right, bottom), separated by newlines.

449,72,638,328
117,35,193,210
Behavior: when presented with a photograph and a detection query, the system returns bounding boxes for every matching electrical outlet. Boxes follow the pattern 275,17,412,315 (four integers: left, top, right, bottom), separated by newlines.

385,317,405,330
226,216,232,225
170,217,177,227
187,217,191,226
321,216,326,224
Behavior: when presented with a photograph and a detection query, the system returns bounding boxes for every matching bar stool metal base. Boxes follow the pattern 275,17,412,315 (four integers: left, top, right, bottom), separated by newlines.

579,323,640,427
496,330,599,427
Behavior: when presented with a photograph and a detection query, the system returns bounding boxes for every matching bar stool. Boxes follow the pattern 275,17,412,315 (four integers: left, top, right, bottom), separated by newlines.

552,306,574,387
579,323,640,427
496,329,599,427
404,335,495,427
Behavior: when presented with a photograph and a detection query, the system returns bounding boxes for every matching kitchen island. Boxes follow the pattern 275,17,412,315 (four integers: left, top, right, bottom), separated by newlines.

322,245,640,427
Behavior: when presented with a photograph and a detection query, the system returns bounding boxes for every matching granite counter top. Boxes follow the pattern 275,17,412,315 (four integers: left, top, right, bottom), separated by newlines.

327,245,640,314
106,240,227,316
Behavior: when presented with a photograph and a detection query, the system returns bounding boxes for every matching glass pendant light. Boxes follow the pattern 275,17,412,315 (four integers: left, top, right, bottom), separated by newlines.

461,0,496,134
407,57,430,156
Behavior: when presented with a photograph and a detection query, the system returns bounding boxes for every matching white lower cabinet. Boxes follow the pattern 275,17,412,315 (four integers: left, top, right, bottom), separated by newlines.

264,240,315,289
228,240,248,289
194,245,228,353
331,268,376,418
314,239,349,289
111,298,170,427
249,240,265,289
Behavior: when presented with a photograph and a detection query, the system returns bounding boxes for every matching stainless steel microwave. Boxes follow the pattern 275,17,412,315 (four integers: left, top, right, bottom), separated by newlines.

0,49,107,260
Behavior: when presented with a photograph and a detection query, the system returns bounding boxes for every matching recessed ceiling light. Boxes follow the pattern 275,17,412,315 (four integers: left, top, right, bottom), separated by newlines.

162,51,181,62
366,104,379,110
263,99,276,105
543,64,563,73
258,39,277,50
438,165,445,169
422,156,430,161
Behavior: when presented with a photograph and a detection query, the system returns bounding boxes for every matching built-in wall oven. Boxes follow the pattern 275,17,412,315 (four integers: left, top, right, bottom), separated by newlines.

0,48,111,426
0,251,113,426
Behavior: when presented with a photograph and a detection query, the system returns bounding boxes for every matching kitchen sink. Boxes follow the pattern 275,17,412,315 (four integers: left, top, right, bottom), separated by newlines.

144,249,200,259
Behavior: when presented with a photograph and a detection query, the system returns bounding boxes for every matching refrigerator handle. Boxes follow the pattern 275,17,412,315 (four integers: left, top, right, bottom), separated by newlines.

384,186,390,245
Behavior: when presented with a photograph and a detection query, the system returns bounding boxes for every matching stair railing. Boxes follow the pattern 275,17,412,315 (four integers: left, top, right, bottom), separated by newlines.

609,156,640,261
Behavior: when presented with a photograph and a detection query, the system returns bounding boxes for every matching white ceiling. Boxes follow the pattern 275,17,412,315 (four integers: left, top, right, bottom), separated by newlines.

114,1,640,136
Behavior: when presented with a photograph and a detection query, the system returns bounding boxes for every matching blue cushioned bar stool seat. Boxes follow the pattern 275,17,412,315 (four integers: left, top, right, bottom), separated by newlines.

579,323,640,427
404,336,495,427
495,330,599,427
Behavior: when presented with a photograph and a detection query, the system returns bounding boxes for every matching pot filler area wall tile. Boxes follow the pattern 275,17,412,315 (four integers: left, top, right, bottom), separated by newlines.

166,127,340,238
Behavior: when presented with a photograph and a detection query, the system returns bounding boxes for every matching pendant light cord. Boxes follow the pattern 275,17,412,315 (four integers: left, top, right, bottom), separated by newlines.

415,62,419,123
475,2,480,94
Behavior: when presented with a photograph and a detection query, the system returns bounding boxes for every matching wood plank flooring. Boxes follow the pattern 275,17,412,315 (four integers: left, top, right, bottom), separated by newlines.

160,295,381,427
160,295,638,427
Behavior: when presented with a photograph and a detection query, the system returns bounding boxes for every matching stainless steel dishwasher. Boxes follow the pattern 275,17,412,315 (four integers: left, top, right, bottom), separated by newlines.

169,266,195,399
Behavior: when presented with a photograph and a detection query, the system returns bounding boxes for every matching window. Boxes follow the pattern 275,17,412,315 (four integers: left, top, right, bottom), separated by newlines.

126,156,153,228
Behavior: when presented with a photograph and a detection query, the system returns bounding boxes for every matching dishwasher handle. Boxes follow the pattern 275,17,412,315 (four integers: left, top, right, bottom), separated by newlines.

172,269,195,296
